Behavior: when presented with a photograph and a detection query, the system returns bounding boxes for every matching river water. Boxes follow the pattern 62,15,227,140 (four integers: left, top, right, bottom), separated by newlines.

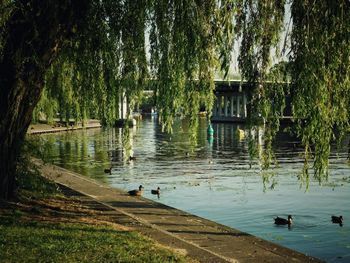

35,117,350,262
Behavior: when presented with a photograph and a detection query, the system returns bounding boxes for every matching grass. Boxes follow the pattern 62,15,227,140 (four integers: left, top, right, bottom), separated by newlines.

0,222,186,263
0,161,192,263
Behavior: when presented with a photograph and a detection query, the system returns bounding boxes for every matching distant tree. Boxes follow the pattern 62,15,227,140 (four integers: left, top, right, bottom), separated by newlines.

1,0,350,199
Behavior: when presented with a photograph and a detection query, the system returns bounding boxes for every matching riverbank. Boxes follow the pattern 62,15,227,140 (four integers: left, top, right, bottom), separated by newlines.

0,166,193,263
33,158,323,263
23,123,324,262
27,119,101,135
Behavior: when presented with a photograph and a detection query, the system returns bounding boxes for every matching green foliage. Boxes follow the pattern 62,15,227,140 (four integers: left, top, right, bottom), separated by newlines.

247,127,260,168
31,1,235,133
17,139,61,198
2,153,189,262
17,0,350,183
233,1,288,175
32,89,59,124
236,1,350,183
149,0,225,132
235,0,286,119
0,1,14,59
139,92,155,112
290,1,350,181
260,62,290,169
15,163,61,199
22,136,56,164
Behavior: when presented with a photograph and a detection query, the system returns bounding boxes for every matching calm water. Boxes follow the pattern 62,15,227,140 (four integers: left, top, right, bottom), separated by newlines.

35,117,350,262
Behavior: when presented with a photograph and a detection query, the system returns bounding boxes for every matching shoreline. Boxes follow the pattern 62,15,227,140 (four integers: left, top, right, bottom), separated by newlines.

27,120,101,135
34,158,323,263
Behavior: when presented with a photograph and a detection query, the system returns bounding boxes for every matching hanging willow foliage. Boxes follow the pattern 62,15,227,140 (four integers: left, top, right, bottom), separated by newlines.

233,0,287,172
149,0,235,132
235,1,350,182
290,1,350,181
234,0,286,117
6,0,349,182
32,0,235,131
40,1,125,126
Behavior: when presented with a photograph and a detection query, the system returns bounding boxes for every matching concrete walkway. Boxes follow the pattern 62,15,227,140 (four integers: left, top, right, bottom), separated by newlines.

35,159,323,263
27,120,101,135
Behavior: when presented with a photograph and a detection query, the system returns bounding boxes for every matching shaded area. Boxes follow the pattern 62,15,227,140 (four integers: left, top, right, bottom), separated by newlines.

0,182,192,263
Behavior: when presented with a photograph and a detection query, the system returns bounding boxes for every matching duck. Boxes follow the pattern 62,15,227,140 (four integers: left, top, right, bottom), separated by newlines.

104,167,112,174
151,187,160,195
331,215,343,224
128,185,143,196
274,215,293,225
129,156,136,161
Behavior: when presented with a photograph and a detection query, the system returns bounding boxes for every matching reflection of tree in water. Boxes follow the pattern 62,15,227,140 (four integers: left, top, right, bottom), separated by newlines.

152,118,207,159
109,129,124,163
25,117,350,194
24,135,57,163
122,127,133,162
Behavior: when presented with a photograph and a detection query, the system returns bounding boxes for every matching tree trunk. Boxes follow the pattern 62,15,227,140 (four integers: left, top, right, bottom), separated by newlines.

0,0,89,199
0,80,36,199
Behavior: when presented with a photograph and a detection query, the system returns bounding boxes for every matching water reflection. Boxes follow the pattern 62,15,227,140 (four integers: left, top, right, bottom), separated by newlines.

31,117,350,263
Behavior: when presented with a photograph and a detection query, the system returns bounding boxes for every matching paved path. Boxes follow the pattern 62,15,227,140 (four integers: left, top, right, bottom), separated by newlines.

35,159,323,263
27,120,101,135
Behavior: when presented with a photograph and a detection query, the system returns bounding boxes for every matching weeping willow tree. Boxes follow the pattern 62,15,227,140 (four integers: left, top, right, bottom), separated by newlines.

1,0,350,199
235,1,350,183
290,1,350,182
0,0,234,199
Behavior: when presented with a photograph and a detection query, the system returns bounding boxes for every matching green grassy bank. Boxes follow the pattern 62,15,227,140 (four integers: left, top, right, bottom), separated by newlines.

0,162,192,263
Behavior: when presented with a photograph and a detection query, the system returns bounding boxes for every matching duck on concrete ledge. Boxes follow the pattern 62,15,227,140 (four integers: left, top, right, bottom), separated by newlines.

128,185,143,196
274,215,293,225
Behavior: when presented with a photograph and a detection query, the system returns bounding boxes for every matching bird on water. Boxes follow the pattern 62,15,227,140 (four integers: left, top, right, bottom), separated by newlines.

331,215,343,226
274,215,293,225
151,187,160,195
128,185,143,196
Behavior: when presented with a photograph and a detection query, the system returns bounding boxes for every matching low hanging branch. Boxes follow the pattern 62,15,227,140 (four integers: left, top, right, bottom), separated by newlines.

290,0,350,180
235,0,350,181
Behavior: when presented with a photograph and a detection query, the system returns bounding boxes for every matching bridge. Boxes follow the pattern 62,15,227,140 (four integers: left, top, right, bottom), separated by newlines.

212,80,248,123
138,79,249,122
119,79,289,125
211,80,291,123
